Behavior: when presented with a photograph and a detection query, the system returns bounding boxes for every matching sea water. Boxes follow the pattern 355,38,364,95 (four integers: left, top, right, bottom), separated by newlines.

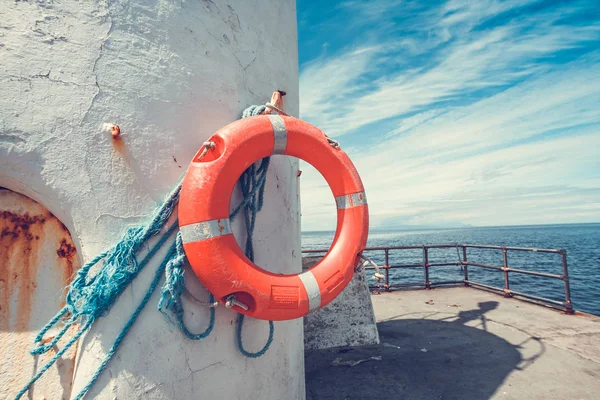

302,223,600,316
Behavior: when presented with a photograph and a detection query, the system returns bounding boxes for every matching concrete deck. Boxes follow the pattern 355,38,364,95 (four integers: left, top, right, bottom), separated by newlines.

305,287,600,400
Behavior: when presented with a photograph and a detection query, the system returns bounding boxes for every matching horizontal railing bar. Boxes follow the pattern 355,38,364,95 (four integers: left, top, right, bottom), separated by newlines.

363,266,562,278
468,282,567,311
466,281,506,293
364,262,464,270
507,289,565,307
385,283,426,288
388,263,425,269
370,280,466,288
463,263,564,280
505,267,564,280
428,262,462,267
363,264,423,269
429,280,464,286
464,262,504,271
365,246,425,250
302,244,564,254
461,244,563,253
375,244,475,251
422,244,468,249
466,281,566,308
363,263,562,279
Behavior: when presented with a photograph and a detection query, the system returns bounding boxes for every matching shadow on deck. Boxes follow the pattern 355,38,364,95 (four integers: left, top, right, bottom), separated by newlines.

306,289,600,400
306,301,524,400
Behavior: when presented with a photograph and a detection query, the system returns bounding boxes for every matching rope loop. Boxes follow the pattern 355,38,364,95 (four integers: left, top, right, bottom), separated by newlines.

231,102,276,356
158,231,216,341
236,314,275,358
265,102,288,116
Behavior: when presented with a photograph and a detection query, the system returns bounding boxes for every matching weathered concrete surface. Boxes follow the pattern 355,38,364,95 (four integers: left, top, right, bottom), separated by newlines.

1,188,81,400
1,1,303,399
303,256,379,350
306,288,600,400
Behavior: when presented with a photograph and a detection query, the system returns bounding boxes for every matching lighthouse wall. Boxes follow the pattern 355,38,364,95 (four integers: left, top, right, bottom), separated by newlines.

0,0,303,399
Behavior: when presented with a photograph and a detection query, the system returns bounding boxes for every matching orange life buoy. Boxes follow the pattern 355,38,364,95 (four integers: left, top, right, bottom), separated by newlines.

178,115,369,321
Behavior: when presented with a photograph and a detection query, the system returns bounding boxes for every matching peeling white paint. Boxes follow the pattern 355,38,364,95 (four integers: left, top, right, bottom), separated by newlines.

1,0,303,399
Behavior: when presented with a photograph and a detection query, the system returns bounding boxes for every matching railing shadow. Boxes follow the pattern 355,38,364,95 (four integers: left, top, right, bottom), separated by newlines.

306,301,543,400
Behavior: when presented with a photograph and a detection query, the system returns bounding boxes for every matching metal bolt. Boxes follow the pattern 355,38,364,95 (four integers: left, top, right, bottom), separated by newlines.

111,125,121,139
225,295,249,311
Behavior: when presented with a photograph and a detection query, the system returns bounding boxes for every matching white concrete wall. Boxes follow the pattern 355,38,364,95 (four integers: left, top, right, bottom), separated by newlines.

0,1,303,399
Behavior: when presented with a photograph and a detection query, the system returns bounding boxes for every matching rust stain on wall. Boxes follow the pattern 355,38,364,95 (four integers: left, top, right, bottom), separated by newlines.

1,190,82,400
112,134,126,153
0,211,45,331
0,210,79,330
57,238,77,284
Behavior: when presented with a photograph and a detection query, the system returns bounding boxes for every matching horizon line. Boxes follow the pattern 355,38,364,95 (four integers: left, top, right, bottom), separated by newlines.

301,221,600,234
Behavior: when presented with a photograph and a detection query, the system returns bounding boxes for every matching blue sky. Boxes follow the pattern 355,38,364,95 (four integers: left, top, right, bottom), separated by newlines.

296,0,600,231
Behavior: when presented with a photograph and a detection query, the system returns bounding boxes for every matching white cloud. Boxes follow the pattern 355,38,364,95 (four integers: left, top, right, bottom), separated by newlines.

338,0,405,23
439,0,540,29
299,2,600,137
299,58,600,231
298,1,600,231
299,46,380,137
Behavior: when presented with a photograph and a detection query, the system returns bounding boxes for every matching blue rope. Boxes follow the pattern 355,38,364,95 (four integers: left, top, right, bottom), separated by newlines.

236,313,274,358
230,157,270,260
29,252,109,355
15,184,182,400
157,231,215,340
15,104,276,399
72,235,180,400
14,319,94,400
15,219,179,400
231,104,275,358
157,103,273,353
242,104,267,118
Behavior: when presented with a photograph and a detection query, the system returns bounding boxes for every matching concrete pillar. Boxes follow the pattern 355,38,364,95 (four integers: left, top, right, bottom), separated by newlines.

302,256,380,350
0,1,302,399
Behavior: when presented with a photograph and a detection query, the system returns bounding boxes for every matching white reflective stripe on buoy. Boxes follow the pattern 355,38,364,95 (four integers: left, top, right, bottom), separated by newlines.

180,218,232,243
268,114,287,155
298,270,322,313
335,191,368,209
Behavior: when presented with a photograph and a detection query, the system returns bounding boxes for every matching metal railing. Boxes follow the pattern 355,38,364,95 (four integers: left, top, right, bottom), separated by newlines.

303,244,573,314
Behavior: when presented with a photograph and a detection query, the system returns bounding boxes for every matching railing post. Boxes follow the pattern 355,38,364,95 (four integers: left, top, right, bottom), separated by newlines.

423,246,430,289
560,249,574,314
502,248,511,297
385,248,390,292
462,246,469,286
